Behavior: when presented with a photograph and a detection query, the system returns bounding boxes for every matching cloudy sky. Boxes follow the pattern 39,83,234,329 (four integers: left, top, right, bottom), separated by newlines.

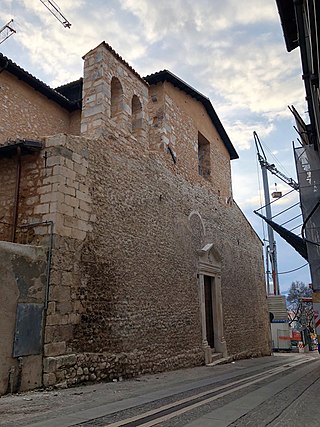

0,0,311,291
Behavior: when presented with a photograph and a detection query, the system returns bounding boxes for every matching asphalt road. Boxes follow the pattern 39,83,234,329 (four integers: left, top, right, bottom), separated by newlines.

1,353,319,427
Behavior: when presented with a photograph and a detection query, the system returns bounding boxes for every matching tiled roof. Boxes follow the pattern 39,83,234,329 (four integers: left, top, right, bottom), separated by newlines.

55,78,83,103
0,139,43,157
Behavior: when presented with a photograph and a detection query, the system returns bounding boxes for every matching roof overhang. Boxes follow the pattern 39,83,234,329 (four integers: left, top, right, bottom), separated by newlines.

275,0,299,52
0,140,43,158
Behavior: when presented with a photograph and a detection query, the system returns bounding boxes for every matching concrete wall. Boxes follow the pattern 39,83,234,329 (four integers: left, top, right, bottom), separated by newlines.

0,241,47,395
0,70,80,143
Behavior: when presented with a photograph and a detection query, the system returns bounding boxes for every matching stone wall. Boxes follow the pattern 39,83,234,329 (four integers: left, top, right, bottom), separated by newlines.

148,81,232,199
0,71,80,143
81,42,148,142
0,139,270,390
35,132,269,387
0,134,94,244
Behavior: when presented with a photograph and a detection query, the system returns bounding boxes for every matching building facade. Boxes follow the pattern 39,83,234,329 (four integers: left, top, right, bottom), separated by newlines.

276,0,320,347
0,42,270,394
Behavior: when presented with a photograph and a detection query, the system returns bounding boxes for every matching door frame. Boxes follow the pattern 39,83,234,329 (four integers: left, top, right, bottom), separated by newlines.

198,243,227,363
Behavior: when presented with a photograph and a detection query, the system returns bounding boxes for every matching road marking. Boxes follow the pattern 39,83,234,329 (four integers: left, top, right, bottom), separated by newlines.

106,358,312,427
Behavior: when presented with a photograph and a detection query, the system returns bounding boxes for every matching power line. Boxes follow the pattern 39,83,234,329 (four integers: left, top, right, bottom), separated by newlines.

278,263,308,275
39,0,71,28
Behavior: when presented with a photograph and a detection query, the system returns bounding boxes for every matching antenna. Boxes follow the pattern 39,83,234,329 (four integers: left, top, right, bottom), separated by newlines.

0,19,16,45
40,0,71,28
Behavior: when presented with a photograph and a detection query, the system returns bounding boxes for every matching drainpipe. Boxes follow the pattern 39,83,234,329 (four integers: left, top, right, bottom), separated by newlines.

11,146,22,242
44,221,54,310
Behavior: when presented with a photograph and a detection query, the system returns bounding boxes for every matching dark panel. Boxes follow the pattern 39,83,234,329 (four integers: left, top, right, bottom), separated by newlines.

13,303,44,357
204,275,214,348
275,0,298,52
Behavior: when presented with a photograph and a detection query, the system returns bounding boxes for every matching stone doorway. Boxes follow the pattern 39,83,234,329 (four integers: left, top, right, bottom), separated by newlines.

198,243,227,364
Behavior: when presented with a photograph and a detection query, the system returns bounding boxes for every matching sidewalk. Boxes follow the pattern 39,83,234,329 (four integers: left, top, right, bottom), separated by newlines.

0,353,318,427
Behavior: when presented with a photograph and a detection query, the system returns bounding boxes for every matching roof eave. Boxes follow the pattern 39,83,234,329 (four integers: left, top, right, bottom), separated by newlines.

0,140,43,157
276,0,299,52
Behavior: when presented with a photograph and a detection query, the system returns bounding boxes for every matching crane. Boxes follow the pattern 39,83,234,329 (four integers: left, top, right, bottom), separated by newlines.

254,131,302,294
0,19,16,45
254,134,299,191
254,131,281,295
40,0,71,28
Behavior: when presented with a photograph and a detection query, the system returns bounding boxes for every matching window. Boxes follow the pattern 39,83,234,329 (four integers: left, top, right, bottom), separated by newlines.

131,95,142,131
110,77,123,118
198,132,211,178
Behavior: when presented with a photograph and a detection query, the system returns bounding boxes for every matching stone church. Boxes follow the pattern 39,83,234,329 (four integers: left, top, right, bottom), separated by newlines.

0,42,270,394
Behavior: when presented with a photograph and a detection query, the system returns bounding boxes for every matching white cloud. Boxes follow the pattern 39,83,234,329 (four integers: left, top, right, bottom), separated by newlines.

224,120,274,151
2,0,304,122
120,0,277,42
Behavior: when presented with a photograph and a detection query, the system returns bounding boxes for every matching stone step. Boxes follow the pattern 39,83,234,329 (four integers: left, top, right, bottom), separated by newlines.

206,352,223,366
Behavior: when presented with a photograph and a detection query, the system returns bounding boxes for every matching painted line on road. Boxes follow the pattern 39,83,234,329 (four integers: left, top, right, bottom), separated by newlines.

105,357,312,427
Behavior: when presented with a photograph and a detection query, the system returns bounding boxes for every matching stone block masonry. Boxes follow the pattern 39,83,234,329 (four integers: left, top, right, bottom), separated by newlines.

81,42,148,143
0,134,94,246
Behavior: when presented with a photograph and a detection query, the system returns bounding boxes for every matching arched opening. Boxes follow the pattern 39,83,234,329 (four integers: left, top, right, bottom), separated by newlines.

131,95,142,131
111,77,123,118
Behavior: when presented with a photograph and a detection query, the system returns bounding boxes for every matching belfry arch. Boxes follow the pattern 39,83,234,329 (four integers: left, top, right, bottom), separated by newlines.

110,77,124,118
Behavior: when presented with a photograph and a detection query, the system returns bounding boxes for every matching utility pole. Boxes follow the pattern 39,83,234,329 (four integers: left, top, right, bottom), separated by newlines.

0,19,16,45
254,131,280,295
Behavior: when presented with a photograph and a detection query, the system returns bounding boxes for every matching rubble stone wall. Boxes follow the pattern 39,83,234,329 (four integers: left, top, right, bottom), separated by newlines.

0,136,270,391
38,132,269,387
148,81,232,199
